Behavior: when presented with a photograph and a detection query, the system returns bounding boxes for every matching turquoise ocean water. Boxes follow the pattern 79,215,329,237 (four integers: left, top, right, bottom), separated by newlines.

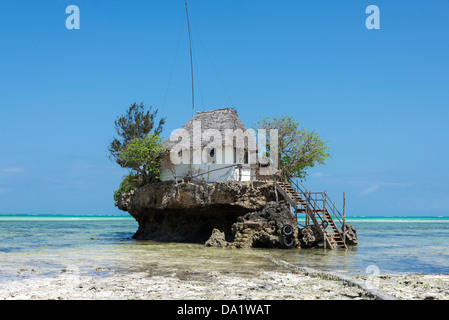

0,215,448,284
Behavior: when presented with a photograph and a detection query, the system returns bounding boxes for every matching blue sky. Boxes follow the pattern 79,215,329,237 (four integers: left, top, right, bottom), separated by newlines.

0,0,448,216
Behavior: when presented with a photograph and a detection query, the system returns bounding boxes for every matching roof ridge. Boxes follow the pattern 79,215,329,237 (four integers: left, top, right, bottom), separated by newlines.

196,107,236,114
163,107,253,149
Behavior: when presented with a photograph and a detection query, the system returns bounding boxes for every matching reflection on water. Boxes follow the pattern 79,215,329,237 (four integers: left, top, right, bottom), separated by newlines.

0,216,448,283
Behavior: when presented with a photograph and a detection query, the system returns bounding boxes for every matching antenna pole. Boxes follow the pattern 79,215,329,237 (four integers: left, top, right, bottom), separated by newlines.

185,0,194,117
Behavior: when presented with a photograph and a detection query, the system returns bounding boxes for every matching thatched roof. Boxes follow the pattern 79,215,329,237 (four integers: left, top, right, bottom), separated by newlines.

164,108,255,150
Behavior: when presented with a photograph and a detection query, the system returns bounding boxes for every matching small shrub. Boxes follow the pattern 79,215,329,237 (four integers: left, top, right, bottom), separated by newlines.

113,172,143,202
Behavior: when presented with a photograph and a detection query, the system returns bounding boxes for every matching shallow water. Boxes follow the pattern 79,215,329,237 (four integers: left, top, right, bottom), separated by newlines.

0,215,448,284
278,217,449,275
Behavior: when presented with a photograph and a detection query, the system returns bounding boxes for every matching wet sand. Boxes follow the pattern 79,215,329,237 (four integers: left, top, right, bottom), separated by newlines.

1,260,448,300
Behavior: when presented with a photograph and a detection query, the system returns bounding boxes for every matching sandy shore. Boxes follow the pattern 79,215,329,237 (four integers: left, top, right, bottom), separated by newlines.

1,260,448,300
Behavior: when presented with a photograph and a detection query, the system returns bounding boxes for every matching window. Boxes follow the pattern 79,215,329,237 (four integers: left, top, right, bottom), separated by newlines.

209,148,216,164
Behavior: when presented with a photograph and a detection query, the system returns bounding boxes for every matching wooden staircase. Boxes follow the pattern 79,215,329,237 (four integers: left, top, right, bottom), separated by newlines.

276,180,347,249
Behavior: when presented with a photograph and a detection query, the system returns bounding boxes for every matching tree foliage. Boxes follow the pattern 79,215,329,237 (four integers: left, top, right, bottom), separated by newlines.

108,102,166,167
254,115,330,181
113,172,142,203
108,103,167,199
117,134,166,184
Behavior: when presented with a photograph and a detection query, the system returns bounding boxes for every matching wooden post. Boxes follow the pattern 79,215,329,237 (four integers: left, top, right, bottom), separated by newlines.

323,191,327,217
274,183,279,204
323,225,326,250
250,167,254,189
305,198,309,227
323,191,327,250
273,175,276,202
306,192,310,225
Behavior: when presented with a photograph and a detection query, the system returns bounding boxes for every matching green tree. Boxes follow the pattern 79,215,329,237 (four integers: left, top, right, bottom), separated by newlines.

117,134,166,184
108,102,166,167
254,115,330,181
108,103,167,200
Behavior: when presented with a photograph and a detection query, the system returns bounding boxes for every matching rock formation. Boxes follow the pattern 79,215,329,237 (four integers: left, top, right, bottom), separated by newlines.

228,202,299,249
297,224,358,248
116,180,279,243
116,180,357,249
341,224,358,246
205,229,228,248
298,225,322,248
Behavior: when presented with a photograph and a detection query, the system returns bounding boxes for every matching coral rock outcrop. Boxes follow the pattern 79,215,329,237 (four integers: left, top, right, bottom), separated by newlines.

116,180,357,249
116,180,278,243
228,202,299,249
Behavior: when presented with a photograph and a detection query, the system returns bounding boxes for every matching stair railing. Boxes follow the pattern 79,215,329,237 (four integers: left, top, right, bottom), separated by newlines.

289,177,345,231
323,192,344,227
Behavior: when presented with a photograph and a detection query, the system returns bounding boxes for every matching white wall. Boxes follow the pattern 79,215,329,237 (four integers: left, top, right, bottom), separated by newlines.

160,146,254,182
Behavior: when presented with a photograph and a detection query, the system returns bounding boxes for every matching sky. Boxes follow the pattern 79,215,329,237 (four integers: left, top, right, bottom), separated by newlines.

0,0,448,216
